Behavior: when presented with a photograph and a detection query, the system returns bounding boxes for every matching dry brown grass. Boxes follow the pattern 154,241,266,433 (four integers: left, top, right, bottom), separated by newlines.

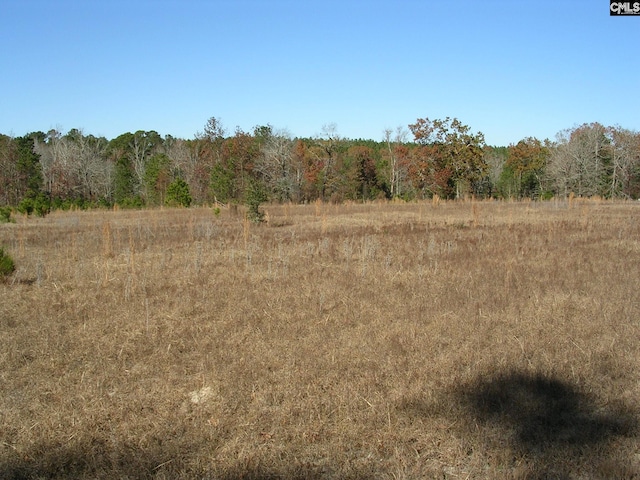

1,199,639,479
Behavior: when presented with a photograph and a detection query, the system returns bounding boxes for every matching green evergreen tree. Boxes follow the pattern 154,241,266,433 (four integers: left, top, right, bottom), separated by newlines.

245,178,267,223
144,153,171,206
15,134,43,202
165,178,192,207
114,157,141,207
0,247,15,278
210,163,235,203
496,165,518,199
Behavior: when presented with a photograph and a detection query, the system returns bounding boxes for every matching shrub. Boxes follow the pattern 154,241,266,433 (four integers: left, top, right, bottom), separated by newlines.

166,178,192,208
17,197,34,216
541,190,554,201
117,196,145,209
17,193,50,217
245,179,268,223
0,247,15,278
33,193,51,217
52,197,89,211
0,206,13,223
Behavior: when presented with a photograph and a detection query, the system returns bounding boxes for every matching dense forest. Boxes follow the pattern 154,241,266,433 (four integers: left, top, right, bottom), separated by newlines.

1,117,639,217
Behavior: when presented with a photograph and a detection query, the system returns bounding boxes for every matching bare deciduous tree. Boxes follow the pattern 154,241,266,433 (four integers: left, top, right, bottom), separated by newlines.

609,127,640,198
34,129,112,202
547,123,610,197
255,129,300,202
384,126,408,198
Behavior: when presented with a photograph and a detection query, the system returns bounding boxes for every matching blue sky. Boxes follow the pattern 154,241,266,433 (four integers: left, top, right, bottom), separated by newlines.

1,0,638,145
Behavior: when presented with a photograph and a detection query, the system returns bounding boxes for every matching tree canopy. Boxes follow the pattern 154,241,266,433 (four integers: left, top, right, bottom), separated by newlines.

0,118,638,213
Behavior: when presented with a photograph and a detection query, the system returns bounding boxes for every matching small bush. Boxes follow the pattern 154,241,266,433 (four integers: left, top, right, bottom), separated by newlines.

17,193,50,217
17,197,34,216
51,197,90,211
33,193,51,217
246,179,268,223
166,178,192,208
0,247,15,278
0,206,13,223
117,196,145,209
541,190,554,201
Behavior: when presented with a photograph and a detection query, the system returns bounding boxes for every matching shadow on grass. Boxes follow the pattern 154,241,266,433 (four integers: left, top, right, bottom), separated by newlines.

0,438,169,480
0,439,372,480
2,371,637,479
401,369,639,478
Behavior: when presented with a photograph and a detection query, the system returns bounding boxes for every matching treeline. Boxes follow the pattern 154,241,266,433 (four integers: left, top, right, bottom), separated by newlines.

1,117,639,215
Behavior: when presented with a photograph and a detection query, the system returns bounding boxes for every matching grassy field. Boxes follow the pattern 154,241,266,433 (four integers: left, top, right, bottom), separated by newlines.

1,199,639,479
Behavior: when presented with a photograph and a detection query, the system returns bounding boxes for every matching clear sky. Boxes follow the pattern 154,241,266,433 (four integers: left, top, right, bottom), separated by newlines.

1,0,638,146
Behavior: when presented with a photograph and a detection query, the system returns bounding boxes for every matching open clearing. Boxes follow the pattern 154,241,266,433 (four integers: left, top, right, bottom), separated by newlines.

1,200,639,479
